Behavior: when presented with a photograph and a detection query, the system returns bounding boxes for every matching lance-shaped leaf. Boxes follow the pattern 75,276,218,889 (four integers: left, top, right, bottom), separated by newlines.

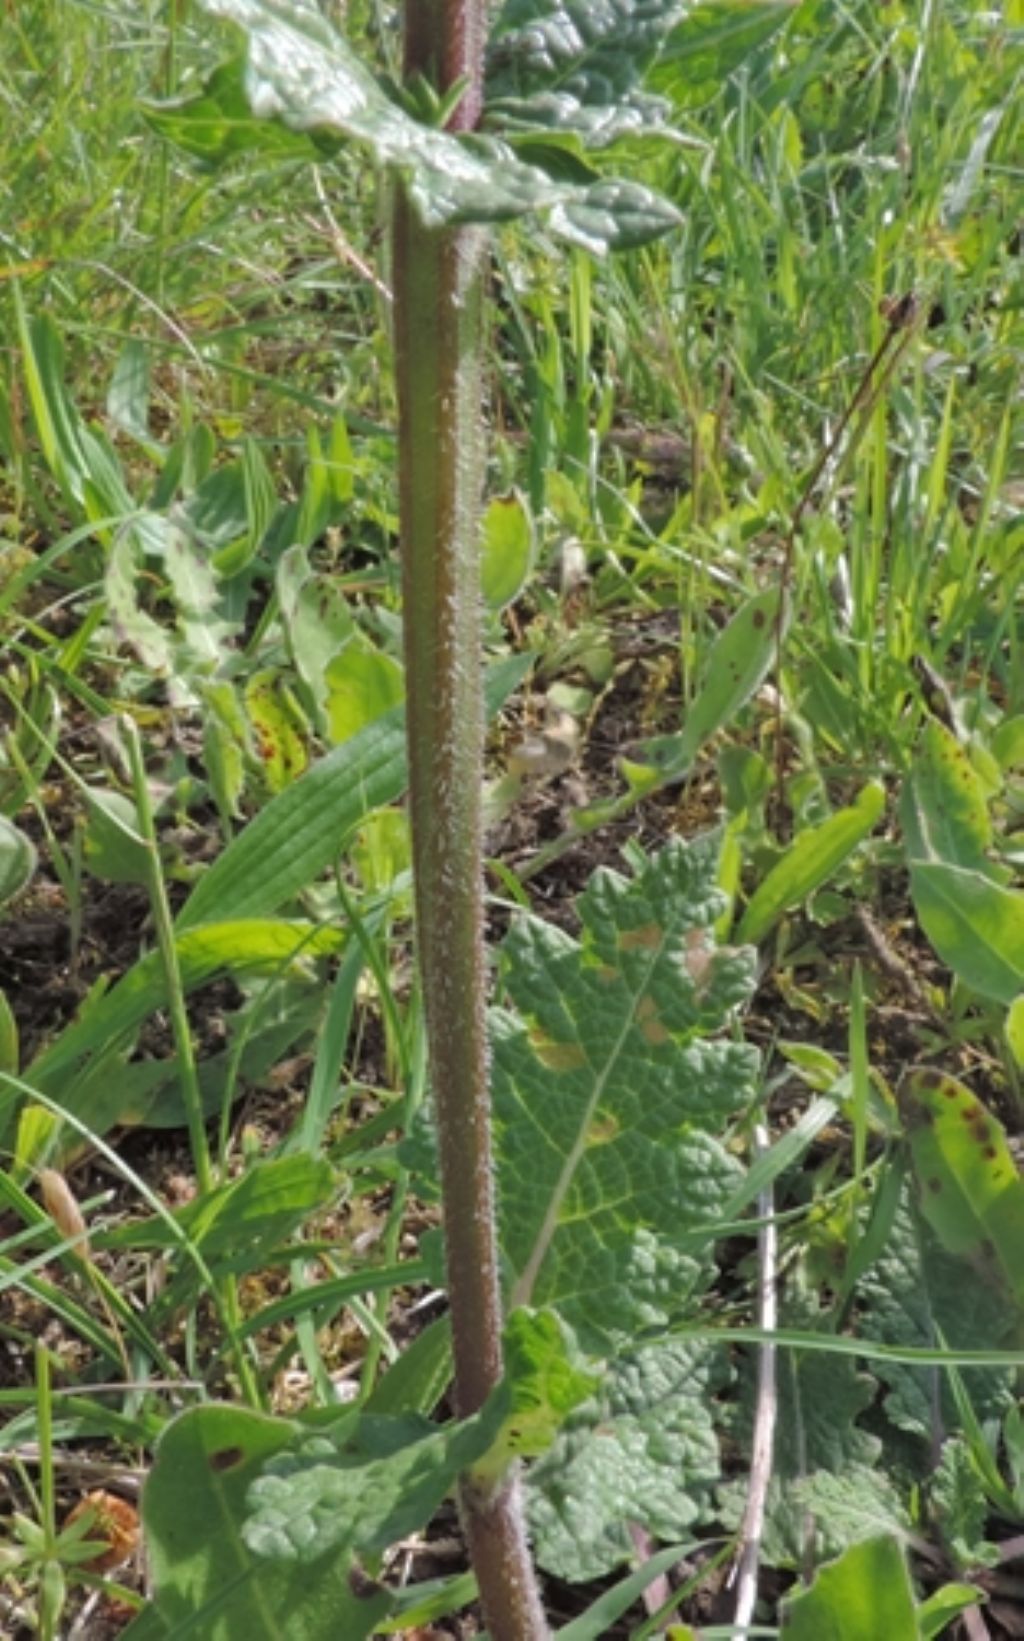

900,719,995,876
484,0,684,145
492,833,759,1350
899,1067,1024,1313
157,0,681,252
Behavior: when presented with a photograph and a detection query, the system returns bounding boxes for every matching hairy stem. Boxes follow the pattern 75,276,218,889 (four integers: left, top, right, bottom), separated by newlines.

393,3,549,1635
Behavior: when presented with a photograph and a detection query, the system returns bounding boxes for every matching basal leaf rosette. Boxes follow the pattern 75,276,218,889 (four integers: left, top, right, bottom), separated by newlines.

495,833,759,1351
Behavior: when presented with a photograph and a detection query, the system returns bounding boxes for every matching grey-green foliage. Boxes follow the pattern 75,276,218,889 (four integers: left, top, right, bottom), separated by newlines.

484,0,683,143
491,833,759,1350
930,1438,1000,1570
152,0,683,252
527,1336,725,1579
716,1322,909,1568
856,1189,1018,1438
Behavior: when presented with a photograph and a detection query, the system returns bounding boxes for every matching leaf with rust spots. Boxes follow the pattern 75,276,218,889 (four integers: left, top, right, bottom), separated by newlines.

899,1066,1024,1313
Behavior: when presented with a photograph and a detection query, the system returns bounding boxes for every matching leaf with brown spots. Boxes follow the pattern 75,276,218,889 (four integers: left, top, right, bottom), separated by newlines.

899,1066,1024,1313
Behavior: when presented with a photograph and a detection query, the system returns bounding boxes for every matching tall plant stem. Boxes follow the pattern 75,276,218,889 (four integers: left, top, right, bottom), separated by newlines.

393,6,549,1637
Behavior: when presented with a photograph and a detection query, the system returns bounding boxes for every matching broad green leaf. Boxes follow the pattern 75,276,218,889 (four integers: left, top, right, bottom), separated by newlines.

174,0,681,252
106,338,153,444
719,1464,910,1574
363,1314,453,1419
0,816,37,908
324,644,405,745
992,714,1024,771
485,0,681,146
122,1405,395,1640
527,1337,723,1579
492,834,759,1347
901,720,994,872
480,490,535,610
14,295,135,518
634,588,786,785
276,544,354,717
780,1534,918,1641
899,1067,1024,1311
738,780,884,945
910,861,1024,1004
202,681,248,825
178,653,530,929
106,532,175,674
474,1309,600,1484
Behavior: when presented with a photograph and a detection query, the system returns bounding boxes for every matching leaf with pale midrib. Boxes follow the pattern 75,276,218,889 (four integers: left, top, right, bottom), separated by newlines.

492,833,759,1350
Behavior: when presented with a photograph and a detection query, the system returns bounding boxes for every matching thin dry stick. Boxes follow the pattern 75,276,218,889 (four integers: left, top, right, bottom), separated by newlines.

728,1122,778,1636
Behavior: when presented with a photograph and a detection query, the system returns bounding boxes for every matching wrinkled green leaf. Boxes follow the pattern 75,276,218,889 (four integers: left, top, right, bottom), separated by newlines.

910,861,1024,1005
780,1534,918,1640
930,1437,999,1569
738,780,884,945
899,1067,1024,1312
172,0,681,252
0,816,37,909
485,0,682,145
857,1187,1017,1439
245,1411,496,1564
491,834,759,1347
528,1337,723,1579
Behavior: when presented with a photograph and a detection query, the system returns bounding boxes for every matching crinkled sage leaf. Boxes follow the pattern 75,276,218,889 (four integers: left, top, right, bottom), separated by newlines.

123,1406,395,1640
492,833,759,1349
158,0,681,251
527,1336,724,1579
484,0,683,145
